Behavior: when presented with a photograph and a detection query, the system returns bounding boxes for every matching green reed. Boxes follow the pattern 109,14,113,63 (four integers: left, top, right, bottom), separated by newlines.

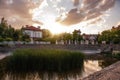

5,48,84,73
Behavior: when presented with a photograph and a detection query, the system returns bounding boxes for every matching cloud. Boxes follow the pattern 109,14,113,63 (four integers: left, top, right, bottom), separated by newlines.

0,0,116,29
73,0,80,6
116,22,120,26
58,0,116,26
0,0,43,28
32,0,74,25
59,8,85,26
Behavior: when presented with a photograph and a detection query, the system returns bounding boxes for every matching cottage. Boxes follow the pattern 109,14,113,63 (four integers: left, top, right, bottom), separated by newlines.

23,25,42,42
82,34,98,45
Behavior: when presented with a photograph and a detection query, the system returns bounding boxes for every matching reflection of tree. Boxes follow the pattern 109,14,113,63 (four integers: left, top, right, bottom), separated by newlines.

0,57,9,79
0,58,84,80
0,50,84,80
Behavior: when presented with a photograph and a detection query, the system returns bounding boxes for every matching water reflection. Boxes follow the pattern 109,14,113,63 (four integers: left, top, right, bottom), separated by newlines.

0,60,116,80
0,54,118,80
3,72,83,80
83,60,102,78
0,52,11,60
1,69,84,80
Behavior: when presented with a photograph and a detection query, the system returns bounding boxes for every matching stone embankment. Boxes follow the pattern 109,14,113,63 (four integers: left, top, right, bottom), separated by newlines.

0,44,120,53
0,44,100,52
82,61,120,80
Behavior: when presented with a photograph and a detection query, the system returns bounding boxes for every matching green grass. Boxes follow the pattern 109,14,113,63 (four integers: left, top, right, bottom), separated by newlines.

5,48,84,73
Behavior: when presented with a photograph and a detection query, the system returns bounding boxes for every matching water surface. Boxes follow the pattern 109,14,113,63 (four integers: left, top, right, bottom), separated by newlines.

0,51,117,80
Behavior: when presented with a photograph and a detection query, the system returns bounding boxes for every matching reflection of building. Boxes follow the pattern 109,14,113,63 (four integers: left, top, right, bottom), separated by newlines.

82,34,98,45
23,25,42,41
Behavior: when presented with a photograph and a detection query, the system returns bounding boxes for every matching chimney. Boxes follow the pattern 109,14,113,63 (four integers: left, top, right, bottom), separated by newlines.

26,25,29,28
38,26,41,29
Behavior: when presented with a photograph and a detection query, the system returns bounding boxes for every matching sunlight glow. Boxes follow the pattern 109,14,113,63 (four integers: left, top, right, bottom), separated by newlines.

42,15,69,34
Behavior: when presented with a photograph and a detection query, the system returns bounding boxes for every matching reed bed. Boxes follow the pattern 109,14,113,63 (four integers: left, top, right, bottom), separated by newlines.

4,48,84,73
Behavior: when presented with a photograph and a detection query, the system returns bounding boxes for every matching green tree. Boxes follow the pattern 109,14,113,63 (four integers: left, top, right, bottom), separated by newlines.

0,17,31,42
13,30,20,41
0,17,8,38
98,30,111,44
59,33,72,41
21,33,30,42
73,30,82,42
42,29,52,39
0,37,4,42
98,26,120,44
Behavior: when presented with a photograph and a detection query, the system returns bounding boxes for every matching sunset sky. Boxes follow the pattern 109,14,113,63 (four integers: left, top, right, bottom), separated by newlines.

0,0,120,34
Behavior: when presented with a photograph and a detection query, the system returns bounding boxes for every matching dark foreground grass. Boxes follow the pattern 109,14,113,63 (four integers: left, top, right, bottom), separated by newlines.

5,48,84,73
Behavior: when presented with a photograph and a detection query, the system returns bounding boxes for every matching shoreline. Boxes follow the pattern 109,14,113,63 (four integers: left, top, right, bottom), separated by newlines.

0,44,120,52
0,44,120,80
82,61,120,80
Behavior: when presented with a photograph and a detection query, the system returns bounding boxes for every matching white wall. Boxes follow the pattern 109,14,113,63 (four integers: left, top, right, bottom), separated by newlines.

24,30,42,38
34,31,42,38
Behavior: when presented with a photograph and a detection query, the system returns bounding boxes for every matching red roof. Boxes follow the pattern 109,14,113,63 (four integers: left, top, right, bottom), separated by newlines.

82,34,98,40
23,25,42,31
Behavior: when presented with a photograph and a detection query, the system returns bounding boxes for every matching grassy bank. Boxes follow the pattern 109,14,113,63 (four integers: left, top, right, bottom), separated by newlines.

5,48,84,73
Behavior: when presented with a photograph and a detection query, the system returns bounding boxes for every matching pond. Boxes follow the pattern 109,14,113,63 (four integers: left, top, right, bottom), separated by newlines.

0,51,118,80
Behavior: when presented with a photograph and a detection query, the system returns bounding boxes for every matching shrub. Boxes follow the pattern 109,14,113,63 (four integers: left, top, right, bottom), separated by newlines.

0,37,4,42
114,53,120,60
5,38,12,41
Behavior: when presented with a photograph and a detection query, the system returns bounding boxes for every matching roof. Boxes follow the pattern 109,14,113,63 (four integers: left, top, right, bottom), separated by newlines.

23,25,42,31
82,34,98,40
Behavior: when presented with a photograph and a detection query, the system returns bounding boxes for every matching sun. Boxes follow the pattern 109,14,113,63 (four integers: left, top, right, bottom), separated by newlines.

33,14,72,34
42,15,68,34
45,22,67,34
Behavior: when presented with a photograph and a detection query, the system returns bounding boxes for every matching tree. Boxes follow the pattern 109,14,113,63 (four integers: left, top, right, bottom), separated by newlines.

0,37,4,42
42,29,52,38
41,29,52,41
0,17,8,38
0,17,31,42
98,30,111,44
21,33,30,42
73,29,82,42
98,25,120,44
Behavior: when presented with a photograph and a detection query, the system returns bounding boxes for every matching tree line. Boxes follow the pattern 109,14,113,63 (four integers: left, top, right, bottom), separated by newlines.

42,29,82,44
0,18,30,42
0,17,119,44
43,26,120,44
98,26,120,44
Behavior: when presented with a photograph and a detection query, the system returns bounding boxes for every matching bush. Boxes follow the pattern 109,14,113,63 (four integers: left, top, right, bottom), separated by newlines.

5,38,12,41
113,38,120,44
6,49,84,73
0,37,4,42
114,53,120,60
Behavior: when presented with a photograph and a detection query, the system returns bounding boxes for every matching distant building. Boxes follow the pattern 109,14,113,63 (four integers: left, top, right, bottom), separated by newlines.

82,34,98,45
23,25,42,41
